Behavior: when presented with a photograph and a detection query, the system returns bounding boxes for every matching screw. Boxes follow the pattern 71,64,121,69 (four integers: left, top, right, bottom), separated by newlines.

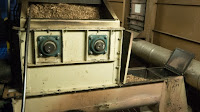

116,66,119,69
56,36,60,40
118,38,121,40
39,54,43,57
89,37,92,40
104,36,107,39
104,51,107,54
117,52,120,55
38,37,43,41
57,53,60,56
89,51,93,55
39,36,43,40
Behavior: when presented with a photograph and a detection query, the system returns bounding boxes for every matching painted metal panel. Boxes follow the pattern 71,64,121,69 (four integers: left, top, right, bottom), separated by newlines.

18,29,123,96
153,1,200,61
157,0,200,6
19,30,123,65
63,31,86,62
154,32,200,60
155,4,200,43
26,63,116,96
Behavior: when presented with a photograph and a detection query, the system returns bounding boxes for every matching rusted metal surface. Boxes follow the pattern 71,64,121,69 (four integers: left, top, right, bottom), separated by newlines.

12,83,163,112
159,76,188,112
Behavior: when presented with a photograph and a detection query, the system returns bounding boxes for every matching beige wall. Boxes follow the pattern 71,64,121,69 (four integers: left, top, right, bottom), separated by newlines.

139,0,200,60
153,0,200,61
108,0,200,60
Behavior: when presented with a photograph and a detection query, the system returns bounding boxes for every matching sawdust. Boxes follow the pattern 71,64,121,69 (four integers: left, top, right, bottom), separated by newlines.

126,75,148,83
29,3,100,20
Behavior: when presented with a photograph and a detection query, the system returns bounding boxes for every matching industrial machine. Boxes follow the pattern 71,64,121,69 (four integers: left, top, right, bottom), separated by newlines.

17,0,123,97
10,0,124,111
0,0,198,112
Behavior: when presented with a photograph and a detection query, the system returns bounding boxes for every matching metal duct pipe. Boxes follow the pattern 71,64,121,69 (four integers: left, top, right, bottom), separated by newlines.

132,40,200,90
0,59,11,83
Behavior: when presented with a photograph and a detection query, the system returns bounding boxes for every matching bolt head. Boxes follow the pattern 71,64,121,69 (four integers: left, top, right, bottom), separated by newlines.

56,36,60,40
39,54,43,57
57,53,60,56
38,37,43,41
89,51,93,55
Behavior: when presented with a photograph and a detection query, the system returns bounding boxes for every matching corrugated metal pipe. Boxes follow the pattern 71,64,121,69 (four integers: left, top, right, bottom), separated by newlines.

132,39,200,90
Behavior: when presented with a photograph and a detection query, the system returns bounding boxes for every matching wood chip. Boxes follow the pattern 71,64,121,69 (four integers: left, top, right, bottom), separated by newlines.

126,75,149,83
29,3,100,20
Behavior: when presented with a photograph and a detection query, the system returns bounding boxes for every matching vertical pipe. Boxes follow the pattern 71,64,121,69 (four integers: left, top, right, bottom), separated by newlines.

21,8,31,112
7,0,10,19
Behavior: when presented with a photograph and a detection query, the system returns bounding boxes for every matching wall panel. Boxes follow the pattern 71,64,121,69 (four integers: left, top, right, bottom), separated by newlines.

153,1,200,60
154,32,200,60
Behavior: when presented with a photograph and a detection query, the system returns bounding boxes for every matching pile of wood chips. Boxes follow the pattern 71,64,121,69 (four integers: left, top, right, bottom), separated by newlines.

29,3,100,20
126,75,148,83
